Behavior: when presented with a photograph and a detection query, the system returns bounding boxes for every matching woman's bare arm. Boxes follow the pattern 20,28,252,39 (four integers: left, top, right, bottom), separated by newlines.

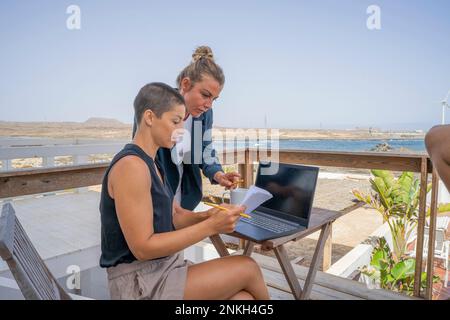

109,156,241,261
172,201,218,230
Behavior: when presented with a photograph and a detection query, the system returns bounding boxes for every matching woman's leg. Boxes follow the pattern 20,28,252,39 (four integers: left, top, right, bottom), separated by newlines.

229,290,255,300
183,255,269,300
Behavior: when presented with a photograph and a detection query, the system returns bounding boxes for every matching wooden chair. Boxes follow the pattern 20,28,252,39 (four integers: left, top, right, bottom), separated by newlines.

0,202,72,300
410,226,449,288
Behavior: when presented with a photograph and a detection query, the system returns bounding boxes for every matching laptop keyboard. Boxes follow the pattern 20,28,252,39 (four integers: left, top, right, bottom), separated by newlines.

240,213,298,234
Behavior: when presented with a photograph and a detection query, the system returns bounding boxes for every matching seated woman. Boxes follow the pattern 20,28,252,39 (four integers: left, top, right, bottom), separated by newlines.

99,82,270,300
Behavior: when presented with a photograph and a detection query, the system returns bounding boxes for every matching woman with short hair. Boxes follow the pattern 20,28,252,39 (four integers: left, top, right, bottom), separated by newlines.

102,82,269,300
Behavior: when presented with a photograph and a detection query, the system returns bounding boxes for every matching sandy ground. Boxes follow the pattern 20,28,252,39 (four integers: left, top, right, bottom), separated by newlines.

0,121,425,140
0,121,132,139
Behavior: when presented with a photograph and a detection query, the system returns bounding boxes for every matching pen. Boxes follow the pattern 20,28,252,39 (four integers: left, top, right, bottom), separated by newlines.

203,201,251,219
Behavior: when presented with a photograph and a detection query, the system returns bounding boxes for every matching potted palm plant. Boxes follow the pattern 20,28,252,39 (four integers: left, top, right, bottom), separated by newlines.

352,170,448,295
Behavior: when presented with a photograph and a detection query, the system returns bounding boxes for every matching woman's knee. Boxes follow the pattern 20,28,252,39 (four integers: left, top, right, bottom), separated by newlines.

230,290,255,300
232,256,263,279
425,125,449,155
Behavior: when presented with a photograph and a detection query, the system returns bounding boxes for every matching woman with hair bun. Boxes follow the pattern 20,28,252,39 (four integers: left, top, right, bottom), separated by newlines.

134,46,242,211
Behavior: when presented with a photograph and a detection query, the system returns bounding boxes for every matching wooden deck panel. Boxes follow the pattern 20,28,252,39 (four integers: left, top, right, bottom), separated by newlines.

236,250,419,300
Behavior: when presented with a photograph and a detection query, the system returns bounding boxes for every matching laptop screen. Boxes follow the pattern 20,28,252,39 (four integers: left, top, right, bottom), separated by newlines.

255,163,319,224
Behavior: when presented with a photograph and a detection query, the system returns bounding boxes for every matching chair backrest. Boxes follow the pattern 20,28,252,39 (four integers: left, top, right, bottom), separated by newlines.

0,203,71,300
436,216,449,231
422,226,446,255
434,228,446,253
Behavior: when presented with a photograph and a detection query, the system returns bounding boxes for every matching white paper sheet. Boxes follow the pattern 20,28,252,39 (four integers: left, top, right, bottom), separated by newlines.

240,185,273,214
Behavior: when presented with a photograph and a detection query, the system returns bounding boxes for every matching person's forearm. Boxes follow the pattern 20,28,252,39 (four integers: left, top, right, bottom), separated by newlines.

202,164,223,184
173,208,209,229
134,219,214,261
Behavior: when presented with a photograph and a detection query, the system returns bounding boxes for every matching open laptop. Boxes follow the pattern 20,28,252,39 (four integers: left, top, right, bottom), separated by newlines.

234,162,319,241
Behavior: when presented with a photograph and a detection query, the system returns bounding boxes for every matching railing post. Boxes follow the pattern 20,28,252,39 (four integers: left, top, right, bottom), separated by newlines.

74,155,89,165
425,168,439,300
42,157,55,168
413,157,428,297
238,148,254,188
1,160,12,171
237,148,254,249
74,155,90,193
41,157,57,197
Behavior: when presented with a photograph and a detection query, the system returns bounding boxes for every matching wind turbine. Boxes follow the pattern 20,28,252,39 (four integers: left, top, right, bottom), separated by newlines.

441,90,450,125
438,90,450,204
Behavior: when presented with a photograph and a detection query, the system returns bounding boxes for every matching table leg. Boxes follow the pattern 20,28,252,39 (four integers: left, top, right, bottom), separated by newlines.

209,235,230,257
243,241,255,256
273,245,303,300
323,224,333,271
300,222,332,300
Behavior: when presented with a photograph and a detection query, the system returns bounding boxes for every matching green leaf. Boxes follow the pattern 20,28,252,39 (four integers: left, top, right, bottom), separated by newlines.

370,249,384,270
437,203,450,213
391,259,415,281
433,275,441,283
386,274,395,283
371,178,391,210
379,259,389,271
352,189,369,203
421,272,427,285
398,172,413,203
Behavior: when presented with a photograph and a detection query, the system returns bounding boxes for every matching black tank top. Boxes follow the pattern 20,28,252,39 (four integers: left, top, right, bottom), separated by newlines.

99,143,174,268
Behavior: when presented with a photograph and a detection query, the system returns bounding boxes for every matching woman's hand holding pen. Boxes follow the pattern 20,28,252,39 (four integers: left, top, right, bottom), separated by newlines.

206,203,246,235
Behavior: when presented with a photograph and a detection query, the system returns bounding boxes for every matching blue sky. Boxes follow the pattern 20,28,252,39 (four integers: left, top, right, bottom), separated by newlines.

0,0,449,130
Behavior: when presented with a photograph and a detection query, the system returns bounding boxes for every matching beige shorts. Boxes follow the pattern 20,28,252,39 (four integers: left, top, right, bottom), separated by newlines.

107,252,193,300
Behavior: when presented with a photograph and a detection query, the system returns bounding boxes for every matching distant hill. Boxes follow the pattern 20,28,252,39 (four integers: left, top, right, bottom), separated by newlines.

83,117,127,127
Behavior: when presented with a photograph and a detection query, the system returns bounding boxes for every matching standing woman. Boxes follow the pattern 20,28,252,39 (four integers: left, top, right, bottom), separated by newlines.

133,46,241,210
102,82,269,300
